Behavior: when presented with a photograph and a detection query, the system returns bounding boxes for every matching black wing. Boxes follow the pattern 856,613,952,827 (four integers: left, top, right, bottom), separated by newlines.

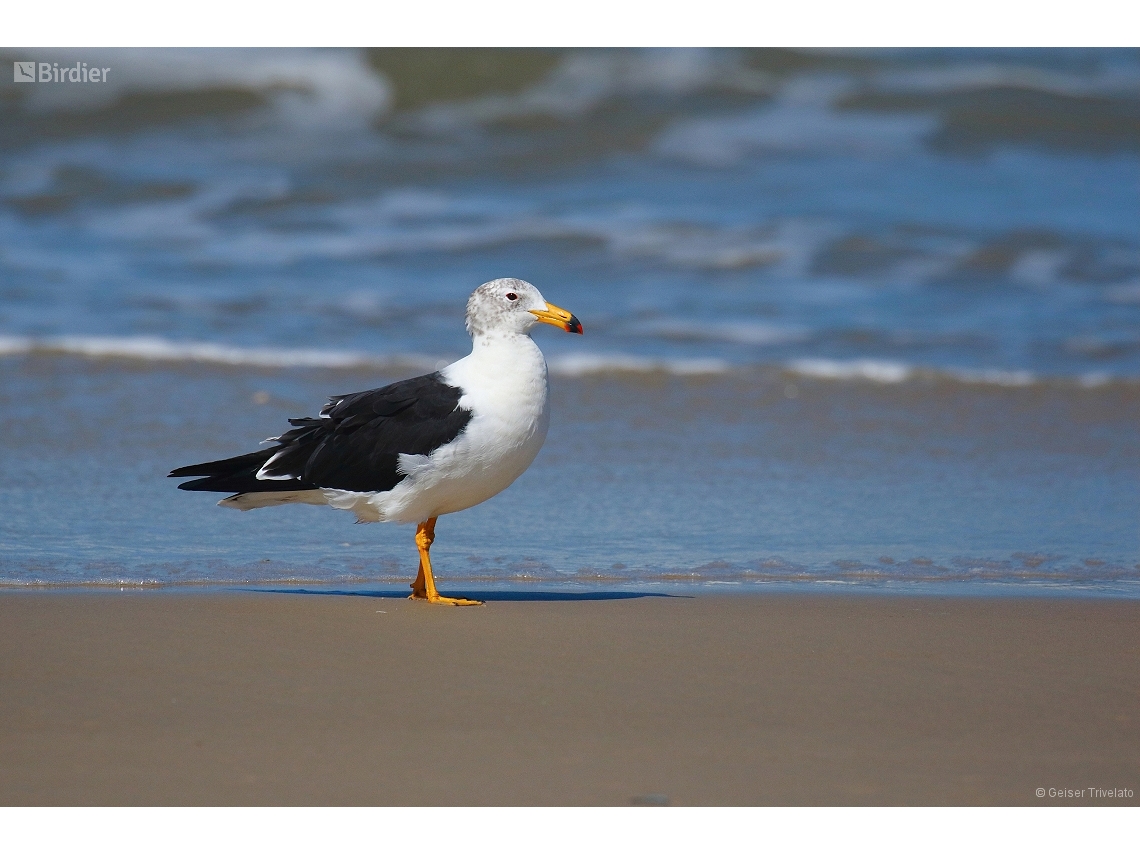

169,372,472,495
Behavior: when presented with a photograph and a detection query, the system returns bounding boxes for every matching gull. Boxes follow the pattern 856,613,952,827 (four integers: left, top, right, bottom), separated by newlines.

170,278,582,605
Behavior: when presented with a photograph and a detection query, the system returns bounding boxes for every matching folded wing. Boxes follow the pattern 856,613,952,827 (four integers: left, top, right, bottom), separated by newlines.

169,372,472,497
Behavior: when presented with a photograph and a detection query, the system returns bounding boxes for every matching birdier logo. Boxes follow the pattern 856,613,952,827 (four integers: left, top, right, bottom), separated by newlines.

13,61,110,83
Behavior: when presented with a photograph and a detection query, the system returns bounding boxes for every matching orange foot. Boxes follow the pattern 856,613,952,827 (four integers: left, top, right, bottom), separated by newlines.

408,591,484,606
408,517,484,605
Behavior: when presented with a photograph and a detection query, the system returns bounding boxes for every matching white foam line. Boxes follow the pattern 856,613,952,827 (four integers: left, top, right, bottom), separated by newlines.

0,335,34,357
548,353,732,377
635,319,810,346
1079,372,1113,388
4,335,1135,386
0,334,439,371
0,335,734,377
948,368,1036,387
788,358,912,383
787,358,1042,387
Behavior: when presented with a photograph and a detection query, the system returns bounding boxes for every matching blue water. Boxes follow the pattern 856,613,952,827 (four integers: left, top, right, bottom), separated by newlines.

1,48,1138,595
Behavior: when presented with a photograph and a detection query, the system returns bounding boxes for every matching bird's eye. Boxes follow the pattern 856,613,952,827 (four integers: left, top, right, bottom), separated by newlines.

506,292,518,301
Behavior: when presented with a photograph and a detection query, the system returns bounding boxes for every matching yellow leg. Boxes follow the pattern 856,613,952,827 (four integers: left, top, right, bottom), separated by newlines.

408,517,482,606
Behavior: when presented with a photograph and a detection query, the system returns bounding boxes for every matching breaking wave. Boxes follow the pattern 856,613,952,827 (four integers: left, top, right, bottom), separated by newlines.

3,333,1132,388
0,334,730,377
784,358,1117,388
0,334,438,371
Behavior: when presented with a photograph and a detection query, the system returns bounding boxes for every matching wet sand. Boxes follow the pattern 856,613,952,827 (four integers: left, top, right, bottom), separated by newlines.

1,591,1137,806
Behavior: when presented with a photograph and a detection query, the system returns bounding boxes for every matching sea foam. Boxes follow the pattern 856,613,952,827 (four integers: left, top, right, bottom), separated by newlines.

3,334,1131,389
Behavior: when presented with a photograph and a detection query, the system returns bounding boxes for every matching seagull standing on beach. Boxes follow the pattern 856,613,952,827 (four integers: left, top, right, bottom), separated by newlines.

170,278,583,605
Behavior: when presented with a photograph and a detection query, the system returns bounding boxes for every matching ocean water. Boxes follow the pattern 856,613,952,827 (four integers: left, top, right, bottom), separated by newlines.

1,48,1138,595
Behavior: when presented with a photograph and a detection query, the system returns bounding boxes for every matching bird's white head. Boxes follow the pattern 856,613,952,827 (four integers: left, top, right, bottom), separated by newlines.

465,278,583,340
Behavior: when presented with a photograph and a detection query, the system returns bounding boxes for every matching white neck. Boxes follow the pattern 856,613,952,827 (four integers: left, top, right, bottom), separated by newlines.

469,329,545,367
442,330,549,411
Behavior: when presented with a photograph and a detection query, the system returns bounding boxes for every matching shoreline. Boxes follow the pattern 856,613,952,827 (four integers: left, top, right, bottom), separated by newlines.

2,591,1137,806
2,580,1139,600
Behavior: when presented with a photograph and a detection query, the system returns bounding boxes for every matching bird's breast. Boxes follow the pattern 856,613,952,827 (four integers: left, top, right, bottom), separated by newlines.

393,334,551,517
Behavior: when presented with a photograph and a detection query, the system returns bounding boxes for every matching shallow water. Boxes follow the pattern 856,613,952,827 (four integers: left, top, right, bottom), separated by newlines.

2,359,1136,595
1,48,1138,594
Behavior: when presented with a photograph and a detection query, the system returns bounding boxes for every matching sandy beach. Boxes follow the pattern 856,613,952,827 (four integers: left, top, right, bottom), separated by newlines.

1,590,1137,806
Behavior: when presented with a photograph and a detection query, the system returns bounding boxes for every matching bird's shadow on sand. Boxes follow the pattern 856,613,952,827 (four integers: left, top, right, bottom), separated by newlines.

244,588,687,602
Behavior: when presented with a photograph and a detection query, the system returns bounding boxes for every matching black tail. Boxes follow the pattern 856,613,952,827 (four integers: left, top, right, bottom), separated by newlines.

169,448,309,494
